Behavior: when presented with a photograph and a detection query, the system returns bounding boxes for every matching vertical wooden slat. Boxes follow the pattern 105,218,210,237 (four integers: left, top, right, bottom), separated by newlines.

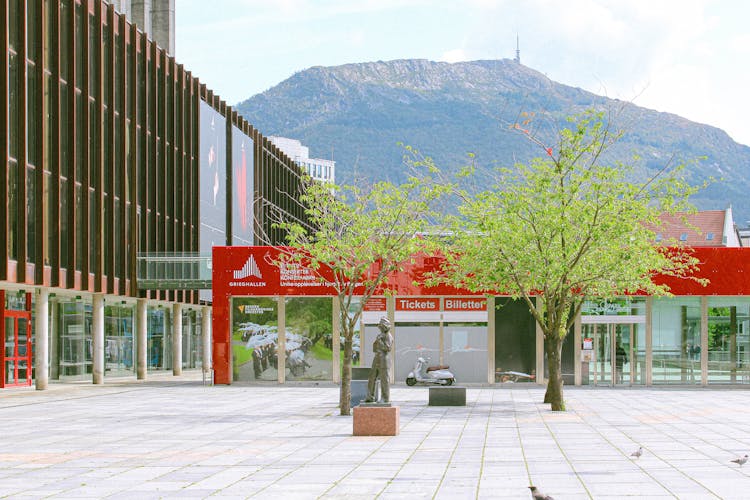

34,0,45,284
115,10,126,294
147,39,156,300
49,0,60,287
93,0,103,290
104,2,115,293
128,22,138,296
138,32,148,298
65,0,76,288
1,0,9,280
80,0,90,287
17,0,28,282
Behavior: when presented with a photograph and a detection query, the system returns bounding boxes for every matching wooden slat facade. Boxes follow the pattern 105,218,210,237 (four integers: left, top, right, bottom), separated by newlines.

3,0,309,303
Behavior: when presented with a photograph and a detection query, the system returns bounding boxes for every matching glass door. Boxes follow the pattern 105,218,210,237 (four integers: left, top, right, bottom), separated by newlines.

2,313,33,387
1,290,33,388
583,323,634,386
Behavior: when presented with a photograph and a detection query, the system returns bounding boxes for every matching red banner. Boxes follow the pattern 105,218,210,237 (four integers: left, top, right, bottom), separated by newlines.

395,297,440,311
363,297,387,311
444,297,487,311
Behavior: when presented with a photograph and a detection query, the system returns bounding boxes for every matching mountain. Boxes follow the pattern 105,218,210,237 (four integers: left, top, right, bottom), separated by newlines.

236,59,750,224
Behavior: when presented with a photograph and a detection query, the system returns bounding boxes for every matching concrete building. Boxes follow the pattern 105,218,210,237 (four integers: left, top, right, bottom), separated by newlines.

269,136,336,185
106,0,174,55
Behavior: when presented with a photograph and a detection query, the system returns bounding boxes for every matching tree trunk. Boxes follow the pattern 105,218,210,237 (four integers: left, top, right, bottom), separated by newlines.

339,327,354,416
543,334,565,411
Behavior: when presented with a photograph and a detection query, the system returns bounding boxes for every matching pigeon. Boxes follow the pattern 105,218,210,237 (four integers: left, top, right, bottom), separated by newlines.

731,454,748,466
528,485,554,500
631,446,643,459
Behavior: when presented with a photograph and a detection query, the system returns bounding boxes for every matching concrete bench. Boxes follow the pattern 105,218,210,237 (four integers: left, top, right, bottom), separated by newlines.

428,386,466,406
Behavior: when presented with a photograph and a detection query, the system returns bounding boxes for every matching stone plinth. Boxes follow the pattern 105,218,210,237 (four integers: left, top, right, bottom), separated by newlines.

353,405,399,436
429,386,466,406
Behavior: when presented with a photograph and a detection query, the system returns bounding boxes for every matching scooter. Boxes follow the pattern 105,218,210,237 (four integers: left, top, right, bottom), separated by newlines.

406,356,455,386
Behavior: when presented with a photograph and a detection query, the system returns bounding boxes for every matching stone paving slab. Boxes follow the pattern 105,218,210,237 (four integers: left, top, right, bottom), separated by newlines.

4,373,750,498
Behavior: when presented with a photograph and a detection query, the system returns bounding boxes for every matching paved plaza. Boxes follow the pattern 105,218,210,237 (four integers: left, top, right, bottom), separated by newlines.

3,373,750,499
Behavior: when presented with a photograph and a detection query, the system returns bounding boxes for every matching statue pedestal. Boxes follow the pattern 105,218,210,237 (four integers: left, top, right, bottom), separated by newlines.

353,404,399,436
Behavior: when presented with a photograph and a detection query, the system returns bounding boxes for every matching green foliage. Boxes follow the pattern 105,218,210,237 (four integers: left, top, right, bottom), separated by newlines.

434,109,705,410
273,166,449,414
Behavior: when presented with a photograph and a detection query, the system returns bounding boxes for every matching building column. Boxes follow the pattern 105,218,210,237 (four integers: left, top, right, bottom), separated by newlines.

387,296,396,385
573,312,582,386
49,297,59,380
645,297,653,386
277,298,285,383
535,298,545,385
92,293,105,384
700,296,708,386
332,298,340,384
172,303,182,376
487,296,495,384
201,305,212,380
137,299,147,380
34,288,49,390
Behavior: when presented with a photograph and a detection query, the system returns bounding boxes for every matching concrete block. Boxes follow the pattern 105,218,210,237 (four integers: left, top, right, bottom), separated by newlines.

351,367,371,380
429,386,466,406
353,405,399,436
350,380,369,408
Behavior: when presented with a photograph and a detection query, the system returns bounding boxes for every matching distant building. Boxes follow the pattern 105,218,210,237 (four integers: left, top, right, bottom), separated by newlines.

655,208,742,247
105,0,175,55
269,137,336,185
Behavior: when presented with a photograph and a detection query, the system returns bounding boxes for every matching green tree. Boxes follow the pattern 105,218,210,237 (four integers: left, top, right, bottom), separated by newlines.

274,171,447,415
434,109,704,410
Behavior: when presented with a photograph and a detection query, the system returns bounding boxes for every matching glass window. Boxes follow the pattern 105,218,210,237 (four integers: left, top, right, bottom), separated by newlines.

26,167,36,263
57,298,93,379
679,233,688,242
652,297,701,385
495,298,536,381
284,297,333,381
706,232,715,241
75,184,83,271
232,297,279,382
8,161,18,260
60,1,71,81
104,303,135,376
445,323,488,383
28,61,41,168
9,52,19,161
707,297,750,384
147,306,171,371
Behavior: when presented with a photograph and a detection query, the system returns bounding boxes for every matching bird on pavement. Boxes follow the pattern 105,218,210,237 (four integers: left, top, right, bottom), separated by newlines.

631,446,643,459
528,485,554,500
731,454,748,466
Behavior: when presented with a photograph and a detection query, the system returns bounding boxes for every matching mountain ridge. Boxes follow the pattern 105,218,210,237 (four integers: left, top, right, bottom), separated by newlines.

236,58,750,223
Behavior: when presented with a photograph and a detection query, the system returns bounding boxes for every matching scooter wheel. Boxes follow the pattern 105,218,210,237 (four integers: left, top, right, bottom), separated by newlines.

445,378,454,386
406,377,417,386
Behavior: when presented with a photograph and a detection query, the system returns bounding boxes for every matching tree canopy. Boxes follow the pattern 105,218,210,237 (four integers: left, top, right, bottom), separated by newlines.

274,169,448,414
434,109,704,410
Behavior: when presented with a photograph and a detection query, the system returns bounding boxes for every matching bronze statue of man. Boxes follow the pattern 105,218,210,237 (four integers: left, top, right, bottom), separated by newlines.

365,316,393,403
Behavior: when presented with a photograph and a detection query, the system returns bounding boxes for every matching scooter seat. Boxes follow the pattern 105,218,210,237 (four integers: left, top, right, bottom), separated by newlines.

426,365,450,372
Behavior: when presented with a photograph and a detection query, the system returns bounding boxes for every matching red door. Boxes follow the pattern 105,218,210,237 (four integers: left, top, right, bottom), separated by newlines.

1,291,33,388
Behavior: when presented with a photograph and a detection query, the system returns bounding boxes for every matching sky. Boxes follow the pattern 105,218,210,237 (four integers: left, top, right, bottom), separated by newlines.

175,0,750,147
